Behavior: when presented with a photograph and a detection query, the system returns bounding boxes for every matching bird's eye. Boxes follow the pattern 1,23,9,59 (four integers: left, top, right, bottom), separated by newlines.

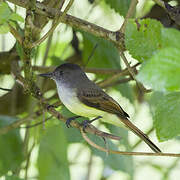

59,71,63,75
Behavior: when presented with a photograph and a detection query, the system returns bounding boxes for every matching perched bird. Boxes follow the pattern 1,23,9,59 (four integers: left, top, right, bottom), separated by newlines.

39,63,161,153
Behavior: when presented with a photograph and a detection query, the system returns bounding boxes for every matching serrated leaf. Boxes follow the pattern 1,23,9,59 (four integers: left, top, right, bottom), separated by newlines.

10,13,24,22
125,19,162,62
137,47,180,92
82,32,121,77
104,0,131,16
0,116,24,176
0,2,11,24
154,92,180,141
38,125,70,180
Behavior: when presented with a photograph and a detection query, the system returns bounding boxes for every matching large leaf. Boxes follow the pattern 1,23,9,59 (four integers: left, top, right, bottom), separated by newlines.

125,19,162,62
0,116,24,176
38,125,70,180
104,0,131,17
154,92,180,141
137,47,180,92
0,2,11,24
161,28,180,49
82,32,121,77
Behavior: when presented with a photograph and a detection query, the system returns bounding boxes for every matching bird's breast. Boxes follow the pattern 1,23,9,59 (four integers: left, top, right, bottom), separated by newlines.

56,82,103,117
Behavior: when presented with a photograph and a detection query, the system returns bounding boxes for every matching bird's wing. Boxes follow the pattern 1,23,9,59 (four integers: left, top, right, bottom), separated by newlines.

77,87,129,118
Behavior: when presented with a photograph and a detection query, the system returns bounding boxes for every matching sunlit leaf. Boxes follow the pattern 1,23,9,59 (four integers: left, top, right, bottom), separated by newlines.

125,19,162,62
0,2,11,24
137,48,180,92
0,116,24,176
0,23,10,34
9,13,24,22
82,32,121,76
154,92,180,141
104,0,131,16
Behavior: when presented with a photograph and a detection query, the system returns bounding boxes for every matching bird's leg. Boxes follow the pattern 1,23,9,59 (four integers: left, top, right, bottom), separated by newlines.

66,116,81,128
82,116,102,132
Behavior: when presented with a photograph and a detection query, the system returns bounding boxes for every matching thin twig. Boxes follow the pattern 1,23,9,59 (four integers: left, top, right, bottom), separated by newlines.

32,63,140,75
98,63,139,87
8,23,23,44
6,0,124,48
0,87,12,91
118,49,150,93
102,77,132,88
81,128,180,157
84,43,98,68
30,0,74,48
119,0,138,33
21,116,53,128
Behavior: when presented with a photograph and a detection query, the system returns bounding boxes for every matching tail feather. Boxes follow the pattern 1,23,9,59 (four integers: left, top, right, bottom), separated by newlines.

117,116,161,153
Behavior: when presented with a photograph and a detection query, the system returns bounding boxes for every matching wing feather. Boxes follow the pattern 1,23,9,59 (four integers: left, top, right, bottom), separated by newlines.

77,87,129,118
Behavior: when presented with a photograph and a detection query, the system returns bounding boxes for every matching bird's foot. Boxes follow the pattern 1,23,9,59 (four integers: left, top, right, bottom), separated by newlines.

66,116,81,128
82,116,102,132
47,104,56,110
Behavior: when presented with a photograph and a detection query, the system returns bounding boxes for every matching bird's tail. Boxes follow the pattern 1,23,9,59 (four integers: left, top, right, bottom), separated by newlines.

117,115,161,153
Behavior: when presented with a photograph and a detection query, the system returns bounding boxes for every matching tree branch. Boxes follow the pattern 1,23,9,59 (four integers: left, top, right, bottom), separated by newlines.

7,0,124,49
81,128,180,157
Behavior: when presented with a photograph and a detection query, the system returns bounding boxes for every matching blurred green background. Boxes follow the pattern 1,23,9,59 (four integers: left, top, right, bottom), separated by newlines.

0,0,180,180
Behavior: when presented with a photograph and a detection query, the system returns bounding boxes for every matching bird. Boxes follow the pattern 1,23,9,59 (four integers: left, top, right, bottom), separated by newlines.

39,63,161,153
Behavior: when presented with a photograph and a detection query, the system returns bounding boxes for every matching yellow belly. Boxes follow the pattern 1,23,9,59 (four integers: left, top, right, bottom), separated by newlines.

56,84,104,117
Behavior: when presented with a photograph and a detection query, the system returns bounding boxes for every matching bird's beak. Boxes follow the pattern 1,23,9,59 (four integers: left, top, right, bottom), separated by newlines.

38,72,53,78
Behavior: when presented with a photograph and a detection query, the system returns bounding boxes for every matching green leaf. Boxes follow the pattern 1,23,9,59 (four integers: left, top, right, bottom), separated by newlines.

0,116,24,176
0,2,11,24
154,92,180,141
147,91,164,116
0,23,10,34
38,125,70,180
125,19,162,62
82,32,121,77
10,13,24,22
16,42,24,59
104,0,131,16
115,83,134,103
161,28,180,49
137,47,180,92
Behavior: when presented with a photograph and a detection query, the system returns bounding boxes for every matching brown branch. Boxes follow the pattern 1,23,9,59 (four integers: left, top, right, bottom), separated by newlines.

30,0,74,48
32,63,140,75
119,0,138,33
6,0,124,49
81,128,180,157
98,63,139,87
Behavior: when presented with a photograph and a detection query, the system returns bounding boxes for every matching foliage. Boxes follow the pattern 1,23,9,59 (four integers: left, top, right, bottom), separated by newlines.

0,0,180,180
0,2,23,34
